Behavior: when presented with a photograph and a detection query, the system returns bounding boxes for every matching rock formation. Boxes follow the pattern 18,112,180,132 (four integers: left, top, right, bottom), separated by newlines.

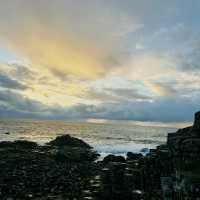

0,112,200,199
193,111,200,129
0,135,99,200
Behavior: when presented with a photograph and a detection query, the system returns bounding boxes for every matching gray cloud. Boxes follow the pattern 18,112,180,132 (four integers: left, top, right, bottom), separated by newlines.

0,63,36,81
0,90,47,113
81,90,118,102
0,74,28,90
75,87,151,103
53,97,199,122
0,89,199,122
107,88,151,100
0,0,200,123
10,64,36,81
175,43,200,72
78,97,199,122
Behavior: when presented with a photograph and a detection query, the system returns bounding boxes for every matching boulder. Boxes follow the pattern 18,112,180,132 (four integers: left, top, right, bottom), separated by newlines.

55,146,99,162
103,154,126,164
48,135,99,162
126,152,143,161
47,134,92,149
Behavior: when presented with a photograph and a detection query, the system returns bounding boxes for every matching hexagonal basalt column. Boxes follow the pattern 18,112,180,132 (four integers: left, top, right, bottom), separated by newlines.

193,111,200,130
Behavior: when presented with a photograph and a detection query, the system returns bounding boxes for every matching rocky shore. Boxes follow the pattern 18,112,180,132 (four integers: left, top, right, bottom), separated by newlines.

0,112,200,200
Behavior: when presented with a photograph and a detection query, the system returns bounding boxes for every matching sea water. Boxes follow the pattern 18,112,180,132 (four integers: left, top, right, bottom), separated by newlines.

0,120,177,156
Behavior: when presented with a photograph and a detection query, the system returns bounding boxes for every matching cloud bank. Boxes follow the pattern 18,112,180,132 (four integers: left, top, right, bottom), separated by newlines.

0,0,200,123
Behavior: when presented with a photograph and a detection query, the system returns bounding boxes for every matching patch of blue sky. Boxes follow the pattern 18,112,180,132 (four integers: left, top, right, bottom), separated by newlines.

0,47,18,63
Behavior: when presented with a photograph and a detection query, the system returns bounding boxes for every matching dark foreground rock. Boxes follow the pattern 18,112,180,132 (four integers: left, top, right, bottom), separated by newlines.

103,154,126,164
1,112,200,200
47,134,92,149
0,135,99,200
97,111,200,200
0,140,38,149
126,152,143,161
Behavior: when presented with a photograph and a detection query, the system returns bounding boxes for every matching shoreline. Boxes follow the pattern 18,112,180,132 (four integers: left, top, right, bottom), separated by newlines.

0,137,158,160
0,112,199,199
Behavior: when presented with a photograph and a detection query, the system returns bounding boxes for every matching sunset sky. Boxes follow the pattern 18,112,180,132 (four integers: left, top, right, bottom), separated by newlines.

0,0,200,123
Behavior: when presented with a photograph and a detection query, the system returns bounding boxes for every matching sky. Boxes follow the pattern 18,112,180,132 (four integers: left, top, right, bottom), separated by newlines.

0,0,200,124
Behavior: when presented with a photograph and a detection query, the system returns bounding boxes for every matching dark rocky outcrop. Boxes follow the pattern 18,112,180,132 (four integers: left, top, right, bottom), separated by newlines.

97,111,200,200
140,111,200,199
0,135,99,200
47,135,99,163
126,152,143,161
193,111,200,129
103,154,126,163
47,134,92,149
1,111,200,200
55,146,99,162
0,140,38,149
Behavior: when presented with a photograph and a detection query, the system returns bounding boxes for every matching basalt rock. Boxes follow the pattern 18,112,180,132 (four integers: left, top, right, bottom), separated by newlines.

193,111,200,130
148,111,200,199
48,135,99,162
126,152,143,161
47,134,92,149
55,146,99,162
0,140,38,149
0,135,98,200
1,112,200,200
103,154,126,164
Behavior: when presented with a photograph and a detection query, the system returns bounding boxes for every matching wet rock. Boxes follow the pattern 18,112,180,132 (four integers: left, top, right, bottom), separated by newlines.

126,152,143,161
132,190,144,199
140,148,149,154
6,198,14,200
0,140,38,149
0,111,200,200
55,146,99,162
0,135,98,200
193,111,200,130
13,140,38,149
103,154,126,164
47,134,92,149
0,141,13,148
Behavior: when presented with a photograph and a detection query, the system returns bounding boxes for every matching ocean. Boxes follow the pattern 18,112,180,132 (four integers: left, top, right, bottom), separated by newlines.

0,120,177,156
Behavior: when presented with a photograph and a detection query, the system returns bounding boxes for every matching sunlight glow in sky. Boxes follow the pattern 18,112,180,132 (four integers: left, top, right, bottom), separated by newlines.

0,0,200,123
